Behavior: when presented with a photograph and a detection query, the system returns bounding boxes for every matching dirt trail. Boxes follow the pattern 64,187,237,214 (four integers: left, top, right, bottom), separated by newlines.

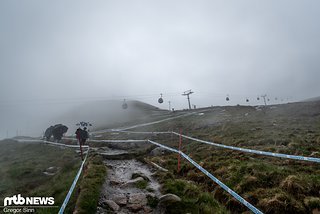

97,149,162,214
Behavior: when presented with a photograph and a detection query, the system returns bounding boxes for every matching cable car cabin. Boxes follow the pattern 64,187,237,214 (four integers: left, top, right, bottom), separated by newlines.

158,93,164,104
257,97,260,100
246,98,249,102
226,97,230,101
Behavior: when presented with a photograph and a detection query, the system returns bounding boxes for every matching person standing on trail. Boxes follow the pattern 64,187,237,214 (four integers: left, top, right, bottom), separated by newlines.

75,127,84,160
75,127,88,160
75,127,82,145
80,127,89,145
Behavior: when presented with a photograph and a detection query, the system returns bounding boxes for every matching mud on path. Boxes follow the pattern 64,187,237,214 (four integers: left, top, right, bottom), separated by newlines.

97,158,162,214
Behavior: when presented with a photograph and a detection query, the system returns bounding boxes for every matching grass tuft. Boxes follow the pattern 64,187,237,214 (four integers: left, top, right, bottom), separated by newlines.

162,179,229,214
74,154,106,214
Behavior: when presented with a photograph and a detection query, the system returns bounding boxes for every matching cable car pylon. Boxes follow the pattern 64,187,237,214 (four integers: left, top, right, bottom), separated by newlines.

182,90,194,110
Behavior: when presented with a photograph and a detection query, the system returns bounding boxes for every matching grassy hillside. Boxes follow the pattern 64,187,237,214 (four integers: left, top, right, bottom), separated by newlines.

0,140,82,213
2,100,319,213
100,101,320,213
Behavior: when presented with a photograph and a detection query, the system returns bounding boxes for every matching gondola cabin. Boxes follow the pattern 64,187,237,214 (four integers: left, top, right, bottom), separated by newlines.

158,94,164,104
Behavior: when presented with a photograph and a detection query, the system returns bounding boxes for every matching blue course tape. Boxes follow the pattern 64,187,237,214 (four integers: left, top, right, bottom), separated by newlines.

58,149,89,214
148,140,180,153
15,139,89,149
89,139,148,143
118,113,196,131
111,130,320,163
118,130,172,134
147,140,263,214
172,132,320,163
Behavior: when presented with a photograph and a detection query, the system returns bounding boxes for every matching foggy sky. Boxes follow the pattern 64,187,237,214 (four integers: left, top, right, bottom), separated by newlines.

1,0,320,138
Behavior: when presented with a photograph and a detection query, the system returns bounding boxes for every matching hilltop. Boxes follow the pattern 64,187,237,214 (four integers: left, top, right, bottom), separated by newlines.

53,100,170,133
304,96,320,102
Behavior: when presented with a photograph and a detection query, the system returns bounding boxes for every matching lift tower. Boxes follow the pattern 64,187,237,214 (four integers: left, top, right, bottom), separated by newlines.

182,90,194,110
261,94,267,106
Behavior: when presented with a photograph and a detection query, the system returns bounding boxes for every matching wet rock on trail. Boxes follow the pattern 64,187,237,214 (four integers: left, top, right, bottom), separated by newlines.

113,194,127,205
159,194,181,204
97,159,162,213
102,200,120,211
122,177,145,187
150,147,171,156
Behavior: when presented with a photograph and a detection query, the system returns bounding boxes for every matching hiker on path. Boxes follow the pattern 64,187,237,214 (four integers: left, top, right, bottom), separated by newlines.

75,127,88,160
80,127,89,145
75,127,82,145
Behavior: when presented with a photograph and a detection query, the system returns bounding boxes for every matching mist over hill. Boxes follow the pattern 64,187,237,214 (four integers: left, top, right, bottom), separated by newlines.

2,97,319,140
46,100,168,135
304,96,320,102
0,100,167,140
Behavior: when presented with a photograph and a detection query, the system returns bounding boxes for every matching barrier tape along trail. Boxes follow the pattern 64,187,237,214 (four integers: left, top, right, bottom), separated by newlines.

15,138,90,213
117,130,172,134
92,110,207,134
147,140,263,214
89,139,148,143
58,148,89,214
116,112,196,131
87,138,262,213
116,109,213,132
16,111,319,214
171,132,320,163
64,137,149,143
16,137,262,213
115,131,320,163
15,139,89,149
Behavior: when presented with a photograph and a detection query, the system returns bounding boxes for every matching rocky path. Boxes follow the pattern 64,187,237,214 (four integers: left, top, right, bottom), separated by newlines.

97,158,163,214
